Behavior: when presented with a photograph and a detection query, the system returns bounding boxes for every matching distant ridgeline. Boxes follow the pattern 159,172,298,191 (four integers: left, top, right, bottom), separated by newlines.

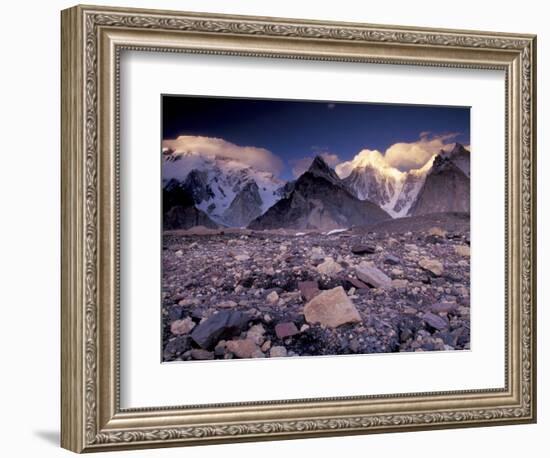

162,143,470,231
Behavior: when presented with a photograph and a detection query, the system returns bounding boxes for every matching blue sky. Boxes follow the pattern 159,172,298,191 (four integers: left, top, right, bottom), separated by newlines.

162,95,470,180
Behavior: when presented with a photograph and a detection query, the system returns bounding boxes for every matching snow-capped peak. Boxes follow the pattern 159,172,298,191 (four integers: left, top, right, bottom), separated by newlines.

337,149,435,218
162,148,285,227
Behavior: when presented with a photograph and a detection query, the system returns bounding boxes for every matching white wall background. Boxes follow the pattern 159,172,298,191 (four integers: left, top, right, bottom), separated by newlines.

0,0,546,456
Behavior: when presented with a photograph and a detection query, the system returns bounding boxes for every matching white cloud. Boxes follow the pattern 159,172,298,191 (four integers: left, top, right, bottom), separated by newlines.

290,152,341,178
162,135,284,175
384,133,460,171
335,149,396,179
335,133,462,178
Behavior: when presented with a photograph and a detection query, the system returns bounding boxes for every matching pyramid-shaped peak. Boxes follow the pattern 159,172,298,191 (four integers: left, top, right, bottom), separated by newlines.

305,155,342,185
308,155,330,172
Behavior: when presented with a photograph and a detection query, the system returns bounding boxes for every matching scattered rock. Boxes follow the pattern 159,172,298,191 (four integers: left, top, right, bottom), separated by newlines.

266,291,279,304
348,278,369,290
190,349,214,360
351,244,375,255
270,346,288,358
163,336,192,360
428,227,447,237
419,258,444,276
226,338,260,359
190,310,250,349
430,302,458,314
234,254,250,262
423,312,449,331
392,279,409,288
261,340,272,352
454,245,470,257
383,254,401,265
275,322,299,339
304,286,362,328
170,317,195,335
298,281,320,301
310,247,326,261
355,262,392,288
316,257,343,277
218,300,238,309
247,323,266,345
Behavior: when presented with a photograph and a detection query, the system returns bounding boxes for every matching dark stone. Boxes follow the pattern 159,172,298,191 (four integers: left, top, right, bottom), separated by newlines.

436,331,458,347
399,327,414,343
191,310,250,349
425,235,442,244
298,281,320,302
275,322,300,339
383,254,401,265
423,312,450,331
163,336,192,360
351,244,376,255
347,278,370,290
168,305,185,321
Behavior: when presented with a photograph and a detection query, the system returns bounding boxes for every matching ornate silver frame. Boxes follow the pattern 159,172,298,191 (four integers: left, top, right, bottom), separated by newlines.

61,4,537,453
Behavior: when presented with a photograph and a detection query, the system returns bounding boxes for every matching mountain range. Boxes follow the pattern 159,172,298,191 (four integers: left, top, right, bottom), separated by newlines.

162,142,470,231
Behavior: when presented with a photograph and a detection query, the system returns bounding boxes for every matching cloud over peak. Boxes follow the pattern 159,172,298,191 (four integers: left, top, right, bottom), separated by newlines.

162,135,284,175
384,132,460,171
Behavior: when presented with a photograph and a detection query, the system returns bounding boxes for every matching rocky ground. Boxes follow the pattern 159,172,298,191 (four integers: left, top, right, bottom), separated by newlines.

162,213,470,362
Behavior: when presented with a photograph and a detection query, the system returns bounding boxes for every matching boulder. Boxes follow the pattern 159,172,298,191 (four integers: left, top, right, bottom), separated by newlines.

355,262,392,288
266,291,279,304
304,286,362,328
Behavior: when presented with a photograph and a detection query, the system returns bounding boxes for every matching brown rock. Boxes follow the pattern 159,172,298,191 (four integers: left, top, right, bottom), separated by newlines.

392,279,409,288
226,338,260,359
304,286,362,328
419,258,444,276
454,245,470,257
316,257,343,277
428,227,447,237
170,317,195,335
270,346,288,358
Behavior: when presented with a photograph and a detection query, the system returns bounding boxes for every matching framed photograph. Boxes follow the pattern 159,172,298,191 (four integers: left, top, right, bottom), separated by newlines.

61,4,537,453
